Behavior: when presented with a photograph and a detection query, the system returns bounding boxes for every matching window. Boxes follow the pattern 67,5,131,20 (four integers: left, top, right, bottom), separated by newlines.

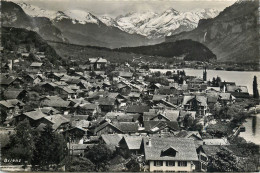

166,161,175,166
154,161,163,167
178,161,187,167
162,127,170,133
201,155,207,162
154,170,163,172
166,171,175,172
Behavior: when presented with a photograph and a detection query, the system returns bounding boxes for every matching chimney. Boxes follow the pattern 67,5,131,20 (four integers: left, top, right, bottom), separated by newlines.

147,138,152,147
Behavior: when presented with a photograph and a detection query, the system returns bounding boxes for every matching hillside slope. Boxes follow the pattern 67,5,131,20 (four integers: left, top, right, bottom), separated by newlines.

115,39,217,62
1,27,64,67
165,1,259,63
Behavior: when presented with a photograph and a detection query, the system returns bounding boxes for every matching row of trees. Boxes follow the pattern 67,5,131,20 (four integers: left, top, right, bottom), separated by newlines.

3,120,67,171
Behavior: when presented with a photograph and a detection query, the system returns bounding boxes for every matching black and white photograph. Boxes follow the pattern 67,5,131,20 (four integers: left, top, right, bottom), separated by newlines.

0,0,259,172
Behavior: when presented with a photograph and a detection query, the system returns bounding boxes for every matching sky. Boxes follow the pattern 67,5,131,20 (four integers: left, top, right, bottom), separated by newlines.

9,0,237,17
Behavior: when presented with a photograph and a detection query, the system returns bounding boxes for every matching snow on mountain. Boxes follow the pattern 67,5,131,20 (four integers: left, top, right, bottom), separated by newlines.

115,11,158,35
17,2,220,38
18,2,57,19
64,10,100,24
98,16,117,26
18,2,100,24
113,8,220,38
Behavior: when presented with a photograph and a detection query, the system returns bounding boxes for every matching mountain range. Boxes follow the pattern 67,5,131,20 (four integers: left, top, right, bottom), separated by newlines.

165,0,259,63
2,1,151,48
13,2,219,39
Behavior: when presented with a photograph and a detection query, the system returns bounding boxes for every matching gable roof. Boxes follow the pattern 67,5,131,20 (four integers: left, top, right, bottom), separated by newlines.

94,122,123,134
203,138,230,145
0,76,20,85
143,121,180,133
0,99,25,108
175,130,202,140
113,122,139,133
43,114,69,130
3,89,26,99
101,134,124,146
144,137,198,161
80,104,98,110
118,71,133,78
120,136,143,150
23,109,47,120
30,62,43,67
41,99,71,108
97,97,116,106
182,95,207,107
126,105,150,114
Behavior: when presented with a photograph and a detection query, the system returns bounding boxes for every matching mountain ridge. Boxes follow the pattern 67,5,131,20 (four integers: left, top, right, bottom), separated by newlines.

15,1,220,39
165,0,259,63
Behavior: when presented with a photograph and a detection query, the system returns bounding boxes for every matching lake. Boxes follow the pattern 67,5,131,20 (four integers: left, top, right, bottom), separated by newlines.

150,69,260,95
239,114,260,145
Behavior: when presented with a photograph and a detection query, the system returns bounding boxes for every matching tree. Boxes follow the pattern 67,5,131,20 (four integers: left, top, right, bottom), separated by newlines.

183,114,194,129
154,71,161,77
166,71,172,76
125,156,140,172
85,144,113,171
207,147,244,172
4,119,37,167
66,157,95,172
216,76,222,87
32,124,67,170
253,76,259,99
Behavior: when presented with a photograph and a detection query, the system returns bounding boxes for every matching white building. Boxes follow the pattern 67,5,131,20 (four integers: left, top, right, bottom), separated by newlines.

143,137,198,172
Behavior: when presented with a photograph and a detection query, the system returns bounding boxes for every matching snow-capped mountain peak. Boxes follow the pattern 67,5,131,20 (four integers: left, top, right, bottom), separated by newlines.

163,8,180,16
64,10,100,24
98,15,117,26
17,2,220,38
17,2,57,19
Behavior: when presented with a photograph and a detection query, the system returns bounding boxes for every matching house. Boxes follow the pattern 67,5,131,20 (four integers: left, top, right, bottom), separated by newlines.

105,112,134,123
87,57,107,70
93,122,124,136
226,85,250,98
128,92,141,102
218,93,236,105
182,95,208,116
76,104,99,117
55,86,76,100
113,122,139,134
30,62,43,70
0,75,24,89
34,107,60,115
23,74,43,85
3,89,27,101
96,97,117,112
40,82,57,94
143,121,180,135
118,71,133,80
41,114,70,132
143,137,198,172
0,99,25,124
118,136,143,155
40,96,72,114
14,109,47,127
143,110,180,122
126,105,150,115
175,130,203,141
100,134,124,148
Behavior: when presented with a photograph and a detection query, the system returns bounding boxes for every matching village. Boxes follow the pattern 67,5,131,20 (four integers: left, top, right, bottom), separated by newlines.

0,45,259,172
